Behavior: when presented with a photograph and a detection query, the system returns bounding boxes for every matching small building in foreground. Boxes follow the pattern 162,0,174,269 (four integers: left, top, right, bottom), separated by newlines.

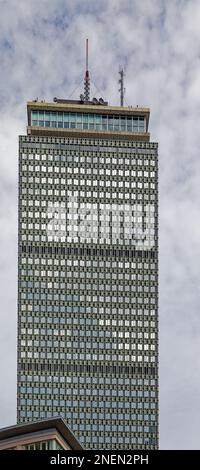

0,417,83,450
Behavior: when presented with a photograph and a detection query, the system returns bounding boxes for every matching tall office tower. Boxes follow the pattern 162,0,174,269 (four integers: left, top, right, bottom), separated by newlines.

17,94,158,449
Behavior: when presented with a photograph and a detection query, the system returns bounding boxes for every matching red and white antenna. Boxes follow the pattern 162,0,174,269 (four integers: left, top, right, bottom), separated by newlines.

84,38,90,101
119,67,125,107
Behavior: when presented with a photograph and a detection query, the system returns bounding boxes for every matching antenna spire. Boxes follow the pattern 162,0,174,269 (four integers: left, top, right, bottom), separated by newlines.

84,38,90,101
118,68,125,107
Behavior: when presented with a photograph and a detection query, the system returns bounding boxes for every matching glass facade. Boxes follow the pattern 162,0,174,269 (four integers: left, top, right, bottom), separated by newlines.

31,110,146,132
25,440,63,450
18,104,158,450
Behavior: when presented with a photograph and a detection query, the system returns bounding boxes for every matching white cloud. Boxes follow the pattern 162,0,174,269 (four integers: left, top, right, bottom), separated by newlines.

0,0,200,448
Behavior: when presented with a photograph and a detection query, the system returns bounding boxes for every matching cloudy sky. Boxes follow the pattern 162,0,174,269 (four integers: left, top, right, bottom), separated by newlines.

0,0,200,449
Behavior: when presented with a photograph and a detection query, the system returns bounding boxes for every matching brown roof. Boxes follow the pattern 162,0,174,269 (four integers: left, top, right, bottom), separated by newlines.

0,417,83,450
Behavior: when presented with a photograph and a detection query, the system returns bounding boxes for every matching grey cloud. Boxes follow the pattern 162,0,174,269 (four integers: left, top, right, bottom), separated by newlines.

0,0,200,448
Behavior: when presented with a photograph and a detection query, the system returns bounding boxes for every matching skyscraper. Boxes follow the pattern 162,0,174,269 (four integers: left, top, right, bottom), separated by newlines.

17,94,158,449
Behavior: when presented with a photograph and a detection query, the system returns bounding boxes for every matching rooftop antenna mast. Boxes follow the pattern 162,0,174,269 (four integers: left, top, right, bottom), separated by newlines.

84,39,90,101
119,67,125,106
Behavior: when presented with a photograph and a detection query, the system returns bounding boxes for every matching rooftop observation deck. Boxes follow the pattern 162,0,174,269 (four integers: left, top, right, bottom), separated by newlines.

27,99,150,142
